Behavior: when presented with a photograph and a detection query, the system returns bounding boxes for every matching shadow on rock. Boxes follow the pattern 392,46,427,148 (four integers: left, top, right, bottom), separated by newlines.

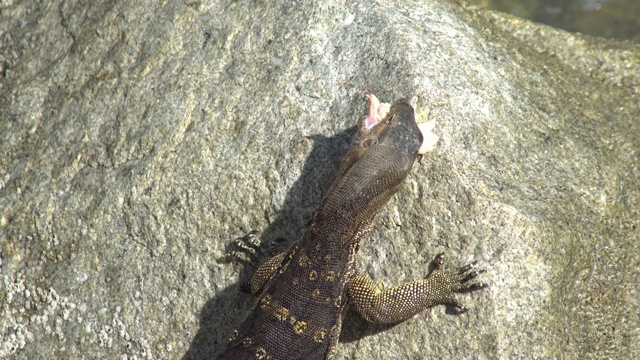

183,122,359,359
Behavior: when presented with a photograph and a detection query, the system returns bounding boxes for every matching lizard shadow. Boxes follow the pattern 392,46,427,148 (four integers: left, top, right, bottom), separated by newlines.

183,121,359,359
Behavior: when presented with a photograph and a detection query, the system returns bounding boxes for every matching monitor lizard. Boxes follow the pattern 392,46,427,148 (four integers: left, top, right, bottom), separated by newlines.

216,95,486,359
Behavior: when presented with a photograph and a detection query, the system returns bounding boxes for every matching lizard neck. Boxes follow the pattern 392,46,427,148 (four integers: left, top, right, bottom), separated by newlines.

308,147,413,248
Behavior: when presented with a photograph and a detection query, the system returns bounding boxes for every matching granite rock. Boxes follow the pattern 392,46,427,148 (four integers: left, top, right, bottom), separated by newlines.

1,0,639,359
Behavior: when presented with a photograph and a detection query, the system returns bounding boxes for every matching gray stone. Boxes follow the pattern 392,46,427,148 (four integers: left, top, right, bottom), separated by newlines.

1,0,638,359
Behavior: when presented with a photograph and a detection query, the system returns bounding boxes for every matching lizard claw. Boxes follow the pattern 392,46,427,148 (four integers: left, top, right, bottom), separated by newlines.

426,253,487,311
228,230,278,263
455,260,477,274
451,261,487,293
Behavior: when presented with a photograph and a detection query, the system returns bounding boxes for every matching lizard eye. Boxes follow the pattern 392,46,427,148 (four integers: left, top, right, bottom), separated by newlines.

362,138,377,148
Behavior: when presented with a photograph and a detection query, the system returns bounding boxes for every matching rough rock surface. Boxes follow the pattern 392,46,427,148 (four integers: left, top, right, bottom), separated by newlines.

1,1,639,359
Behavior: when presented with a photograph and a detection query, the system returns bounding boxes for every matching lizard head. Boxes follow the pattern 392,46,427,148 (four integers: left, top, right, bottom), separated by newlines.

361,94,439,156
336,95,427,181
317,95,438,229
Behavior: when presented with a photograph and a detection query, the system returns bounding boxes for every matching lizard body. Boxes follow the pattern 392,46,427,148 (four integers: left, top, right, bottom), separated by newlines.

216,96,484,360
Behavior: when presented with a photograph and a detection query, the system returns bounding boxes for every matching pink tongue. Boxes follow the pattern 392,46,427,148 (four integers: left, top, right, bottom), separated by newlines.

365,94,390,129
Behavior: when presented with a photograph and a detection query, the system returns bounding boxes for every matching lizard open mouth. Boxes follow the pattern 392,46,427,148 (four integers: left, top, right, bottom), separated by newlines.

364,94,391,130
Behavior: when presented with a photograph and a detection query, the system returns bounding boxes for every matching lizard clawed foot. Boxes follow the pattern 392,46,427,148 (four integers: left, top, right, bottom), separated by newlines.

228,230,263,263
427,253,488,314
227,230,280,264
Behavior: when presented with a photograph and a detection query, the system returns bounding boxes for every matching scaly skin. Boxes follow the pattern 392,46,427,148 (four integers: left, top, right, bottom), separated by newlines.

216,96,485,360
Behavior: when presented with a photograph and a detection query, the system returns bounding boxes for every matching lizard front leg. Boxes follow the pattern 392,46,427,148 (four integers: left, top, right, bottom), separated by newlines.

249,252,286,295
346,253,486,324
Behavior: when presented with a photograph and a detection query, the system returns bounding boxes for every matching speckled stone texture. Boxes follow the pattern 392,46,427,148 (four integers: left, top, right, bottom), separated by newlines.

1,1,639,359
